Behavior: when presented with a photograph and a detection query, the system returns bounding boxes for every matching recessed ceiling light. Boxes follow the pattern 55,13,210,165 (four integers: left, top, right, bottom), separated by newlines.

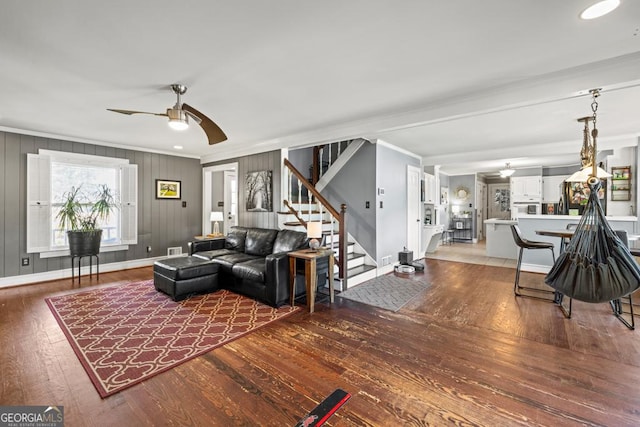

173,145,183,150
580,0,620,20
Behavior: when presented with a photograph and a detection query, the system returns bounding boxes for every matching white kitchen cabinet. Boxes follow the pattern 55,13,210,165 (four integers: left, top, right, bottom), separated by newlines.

542,175,568,203
424,173,436,204
510,176,541,201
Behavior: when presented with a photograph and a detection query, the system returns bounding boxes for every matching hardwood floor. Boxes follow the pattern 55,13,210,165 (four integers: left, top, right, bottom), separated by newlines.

2,262,640,426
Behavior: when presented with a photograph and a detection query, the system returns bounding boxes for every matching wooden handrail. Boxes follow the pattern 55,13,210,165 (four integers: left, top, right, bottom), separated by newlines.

283,158,347,286
283,200,307,227
284,159,339,219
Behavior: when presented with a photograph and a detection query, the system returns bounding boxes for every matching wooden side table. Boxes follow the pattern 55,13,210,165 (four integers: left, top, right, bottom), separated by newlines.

288,249,334,313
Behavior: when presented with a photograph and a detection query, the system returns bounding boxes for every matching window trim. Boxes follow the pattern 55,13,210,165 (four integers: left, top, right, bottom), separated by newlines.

27,150,138,256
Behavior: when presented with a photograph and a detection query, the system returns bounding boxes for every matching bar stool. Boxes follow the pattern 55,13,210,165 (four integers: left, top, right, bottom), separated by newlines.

442,229,454,245
510,225,555,298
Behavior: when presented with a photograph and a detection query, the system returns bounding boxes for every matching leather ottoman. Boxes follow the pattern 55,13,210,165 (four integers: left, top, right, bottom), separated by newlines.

153,256,219,301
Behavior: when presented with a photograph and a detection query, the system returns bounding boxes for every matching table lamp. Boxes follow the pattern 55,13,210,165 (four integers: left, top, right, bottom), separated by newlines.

210,211,224,235
307,221,323,251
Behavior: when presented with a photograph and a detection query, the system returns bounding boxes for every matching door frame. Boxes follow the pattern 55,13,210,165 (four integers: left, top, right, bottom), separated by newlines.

407,165,422,259
223,169,238,234
202,162,238,235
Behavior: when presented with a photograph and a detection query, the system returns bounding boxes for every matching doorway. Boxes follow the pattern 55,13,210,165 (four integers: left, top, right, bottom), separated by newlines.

203,163,238,235
487,183,511,220
223,170,238,234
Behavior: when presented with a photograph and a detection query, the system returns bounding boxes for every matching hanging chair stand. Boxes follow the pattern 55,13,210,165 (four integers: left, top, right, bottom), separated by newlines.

544,89,640,330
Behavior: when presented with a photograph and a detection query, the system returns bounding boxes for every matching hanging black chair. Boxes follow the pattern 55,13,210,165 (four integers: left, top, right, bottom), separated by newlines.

545,178,640,304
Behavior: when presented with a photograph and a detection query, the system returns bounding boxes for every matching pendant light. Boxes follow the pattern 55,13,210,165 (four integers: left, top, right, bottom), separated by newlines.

500,163,515,178
566,89,612,182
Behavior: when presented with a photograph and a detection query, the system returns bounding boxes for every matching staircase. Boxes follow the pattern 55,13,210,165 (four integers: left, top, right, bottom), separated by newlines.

281,151,376,291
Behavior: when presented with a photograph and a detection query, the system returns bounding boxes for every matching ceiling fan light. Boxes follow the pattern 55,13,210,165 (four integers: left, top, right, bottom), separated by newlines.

168,119,188,131
580,0,620,20
167,108,189,131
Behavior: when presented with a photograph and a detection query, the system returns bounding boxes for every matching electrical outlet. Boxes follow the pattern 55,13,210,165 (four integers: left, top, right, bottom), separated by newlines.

146,246,152,253
182,201,187,208
21,257,29,266
366,201,370,208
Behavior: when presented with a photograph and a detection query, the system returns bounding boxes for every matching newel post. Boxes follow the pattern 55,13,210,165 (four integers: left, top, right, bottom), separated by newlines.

339,203,347,290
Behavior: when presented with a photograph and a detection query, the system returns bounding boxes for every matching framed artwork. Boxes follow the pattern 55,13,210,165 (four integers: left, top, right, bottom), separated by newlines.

440,187,449,205
245,170,273,212
156,179,181,199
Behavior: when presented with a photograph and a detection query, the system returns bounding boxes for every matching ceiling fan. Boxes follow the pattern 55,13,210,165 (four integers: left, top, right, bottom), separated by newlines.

107,84,227,145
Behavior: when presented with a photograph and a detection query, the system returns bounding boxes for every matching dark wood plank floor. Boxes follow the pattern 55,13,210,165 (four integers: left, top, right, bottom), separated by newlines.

2,260,640,426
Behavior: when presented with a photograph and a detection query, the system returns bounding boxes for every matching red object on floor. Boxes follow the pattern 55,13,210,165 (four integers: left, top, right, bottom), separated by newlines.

295,388,351,427
46,280,298,397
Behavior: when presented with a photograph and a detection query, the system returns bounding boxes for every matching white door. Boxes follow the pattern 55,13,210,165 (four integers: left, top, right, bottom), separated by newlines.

223,170,238,235
407,165,421,259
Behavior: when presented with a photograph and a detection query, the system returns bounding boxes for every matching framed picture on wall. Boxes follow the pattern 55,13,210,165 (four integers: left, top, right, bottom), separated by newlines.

440,187,449,205
156,179,181,199
245,170,273,212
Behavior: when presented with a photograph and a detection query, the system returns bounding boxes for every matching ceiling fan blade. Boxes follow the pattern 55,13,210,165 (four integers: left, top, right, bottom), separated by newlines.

182,103,227,145
107,108,167,117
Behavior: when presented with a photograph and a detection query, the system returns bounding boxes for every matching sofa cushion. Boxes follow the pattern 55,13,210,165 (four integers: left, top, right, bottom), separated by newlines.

245,228,279,256
154,256,219,280
192,248,236,261
225,227,248,252
272,229,308,254
212,252,261,273
232,258,266,283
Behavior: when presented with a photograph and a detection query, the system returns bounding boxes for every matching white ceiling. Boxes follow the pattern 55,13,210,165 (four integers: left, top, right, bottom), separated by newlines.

1,1,639,176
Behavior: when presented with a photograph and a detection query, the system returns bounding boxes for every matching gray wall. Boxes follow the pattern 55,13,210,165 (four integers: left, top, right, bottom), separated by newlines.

375,144,421,264
323,142,377,258
0,131,202,278
203,150,281,229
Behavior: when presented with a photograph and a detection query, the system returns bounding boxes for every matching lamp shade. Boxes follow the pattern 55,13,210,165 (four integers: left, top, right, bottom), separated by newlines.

565,165,612,182
210,211,224,221
307,222,323,239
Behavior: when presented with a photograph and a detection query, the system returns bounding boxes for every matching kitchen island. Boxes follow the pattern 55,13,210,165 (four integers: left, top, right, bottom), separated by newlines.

484,218,518,259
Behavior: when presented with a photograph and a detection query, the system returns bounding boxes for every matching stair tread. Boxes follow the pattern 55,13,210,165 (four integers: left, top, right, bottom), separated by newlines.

326,241,354,248
334,264,375,279
283,220,333,227
277,210,322,215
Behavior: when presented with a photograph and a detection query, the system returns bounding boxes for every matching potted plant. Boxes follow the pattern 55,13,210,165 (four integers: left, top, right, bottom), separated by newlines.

56,184,117,256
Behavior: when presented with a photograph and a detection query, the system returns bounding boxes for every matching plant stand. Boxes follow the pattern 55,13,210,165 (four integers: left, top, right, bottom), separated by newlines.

71,254,99,284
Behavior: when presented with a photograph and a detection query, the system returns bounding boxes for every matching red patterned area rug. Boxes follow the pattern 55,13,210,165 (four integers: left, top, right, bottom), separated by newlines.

45,280,298,398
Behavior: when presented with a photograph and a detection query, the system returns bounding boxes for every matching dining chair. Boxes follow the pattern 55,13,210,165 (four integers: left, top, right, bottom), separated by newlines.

510,225,556,298
560,223,579,252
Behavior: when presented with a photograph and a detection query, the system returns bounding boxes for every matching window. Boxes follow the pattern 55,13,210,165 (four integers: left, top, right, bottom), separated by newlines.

27,150,138,256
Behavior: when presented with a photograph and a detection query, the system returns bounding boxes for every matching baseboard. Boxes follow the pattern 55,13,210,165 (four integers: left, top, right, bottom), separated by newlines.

521,263,552,274
377,263,396,276
0,255,173,289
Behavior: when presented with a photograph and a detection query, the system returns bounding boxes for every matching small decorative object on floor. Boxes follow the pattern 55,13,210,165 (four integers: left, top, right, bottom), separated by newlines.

395,264,415,274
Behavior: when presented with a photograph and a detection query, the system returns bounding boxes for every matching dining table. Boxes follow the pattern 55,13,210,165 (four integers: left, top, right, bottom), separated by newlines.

535,229,575,254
